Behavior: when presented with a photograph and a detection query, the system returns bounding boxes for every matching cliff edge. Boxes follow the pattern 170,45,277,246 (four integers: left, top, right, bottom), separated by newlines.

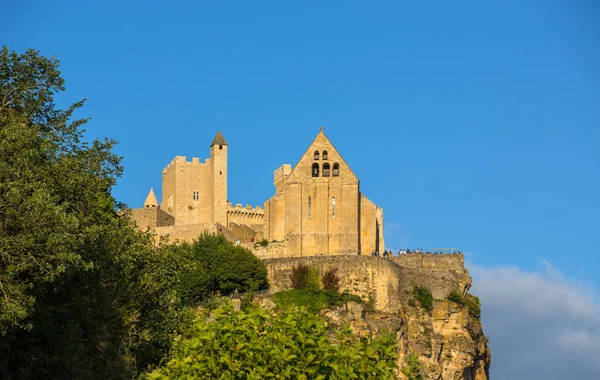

263,254,491,379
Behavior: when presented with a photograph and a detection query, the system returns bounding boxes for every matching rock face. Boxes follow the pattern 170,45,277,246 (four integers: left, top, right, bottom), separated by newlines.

321,301,490,380
264,254,491,379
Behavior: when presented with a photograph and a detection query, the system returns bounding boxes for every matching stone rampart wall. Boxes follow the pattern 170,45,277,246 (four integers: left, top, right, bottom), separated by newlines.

263,255,471,313
152,223,216,244
390,253,465,273
244,241,287,259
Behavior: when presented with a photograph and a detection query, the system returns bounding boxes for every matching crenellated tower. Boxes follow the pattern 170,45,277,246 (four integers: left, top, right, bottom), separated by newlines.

210,131,228,227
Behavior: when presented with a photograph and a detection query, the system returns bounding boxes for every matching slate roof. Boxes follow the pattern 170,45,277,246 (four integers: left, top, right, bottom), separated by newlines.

210,130,228,147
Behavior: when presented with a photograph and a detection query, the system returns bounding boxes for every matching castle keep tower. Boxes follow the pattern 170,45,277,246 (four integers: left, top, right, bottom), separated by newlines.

210,131,228,227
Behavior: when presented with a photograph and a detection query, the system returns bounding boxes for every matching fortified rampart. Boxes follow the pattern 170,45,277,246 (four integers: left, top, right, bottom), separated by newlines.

263,254,470,313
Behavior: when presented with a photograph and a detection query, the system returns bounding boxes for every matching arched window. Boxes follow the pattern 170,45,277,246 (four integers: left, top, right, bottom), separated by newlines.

314,151,320,160
322,163,330,177
322,150,328,160
312,163,319,177
332,163,340,177
308,196,312,218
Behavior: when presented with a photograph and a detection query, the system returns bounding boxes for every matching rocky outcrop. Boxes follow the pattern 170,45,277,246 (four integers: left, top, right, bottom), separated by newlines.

263,254,490,379
320,300,490,380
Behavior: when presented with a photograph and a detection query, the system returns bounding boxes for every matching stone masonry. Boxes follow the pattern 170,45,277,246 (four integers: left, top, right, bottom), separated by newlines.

129,129,384,256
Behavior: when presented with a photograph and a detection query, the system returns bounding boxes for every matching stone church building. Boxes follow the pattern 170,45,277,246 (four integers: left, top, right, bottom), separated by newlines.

130,130,384,257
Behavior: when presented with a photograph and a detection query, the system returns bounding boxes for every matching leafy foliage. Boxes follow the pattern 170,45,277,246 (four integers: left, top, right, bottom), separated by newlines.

413,286,433,312
322,268,340,291
273,289,363,314
401,354,424,380
447,291,481,319
0,46,269,379
0,46,148,378
145,305,398,379
307,265,321,290
290,263,309,289
170,232,269,301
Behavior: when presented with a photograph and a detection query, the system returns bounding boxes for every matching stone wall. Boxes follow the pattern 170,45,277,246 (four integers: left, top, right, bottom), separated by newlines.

390,253,465,272
152,223,217,244
244,241,288,259
129,207,175,229
263,255,471,313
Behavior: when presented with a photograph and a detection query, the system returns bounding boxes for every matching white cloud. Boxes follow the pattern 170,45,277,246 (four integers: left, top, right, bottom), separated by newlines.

469,261,600,380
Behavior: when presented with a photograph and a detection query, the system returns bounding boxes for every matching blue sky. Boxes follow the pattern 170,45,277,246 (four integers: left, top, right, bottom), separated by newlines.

4,1,599,378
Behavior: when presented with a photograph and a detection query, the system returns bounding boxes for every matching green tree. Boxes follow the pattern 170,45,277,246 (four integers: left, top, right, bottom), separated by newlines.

145,304,398,379
401,354,423,380
0,46,191,378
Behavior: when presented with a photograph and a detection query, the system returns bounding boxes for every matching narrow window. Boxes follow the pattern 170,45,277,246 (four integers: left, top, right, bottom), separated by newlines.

312,163,319,177
331,197,335,218
322,163,330,177
322,150,328,160
308,196,312,218
314,151,320,160
219,145,223,150
193,191,199,201
332,163,340,177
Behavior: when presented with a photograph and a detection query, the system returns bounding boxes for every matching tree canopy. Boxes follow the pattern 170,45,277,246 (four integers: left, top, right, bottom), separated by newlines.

146,304,398,380
0,46,268,379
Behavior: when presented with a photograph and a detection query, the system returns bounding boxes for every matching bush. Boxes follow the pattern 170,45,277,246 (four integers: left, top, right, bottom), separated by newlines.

307,266,321,290
446,291,481,319
273,288,330,314
289,264,309,289
414,286,433,312
322,268,340,291
465,294,481,319
447,290,463,304
259,239,269,247
145,305,398,379
273,289,364,314
401,353,424,380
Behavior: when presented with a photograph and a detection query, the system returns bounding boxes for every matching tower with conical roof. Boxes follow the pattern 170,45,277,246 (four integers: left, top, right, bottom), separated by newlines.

143,188,159,208
210,131,228,227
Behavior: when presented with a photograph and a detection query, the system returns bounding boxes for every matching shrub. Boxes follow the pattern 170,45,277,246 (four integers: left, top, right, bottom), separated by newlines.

446,291,481,319
465,294,481,319
414,286,433,312
273,288,329,314
289,264,309,289
321,268,340,291
259,239,269,247
307,266,321,290
145,305,398,379
447,290,463,304
273,289,364,314
401,353,424,380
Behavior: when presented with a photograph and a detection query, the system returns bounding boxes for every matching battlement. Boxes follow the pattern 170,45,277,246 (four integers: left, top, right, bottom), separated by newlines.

162,155,211,174
228,202,264,215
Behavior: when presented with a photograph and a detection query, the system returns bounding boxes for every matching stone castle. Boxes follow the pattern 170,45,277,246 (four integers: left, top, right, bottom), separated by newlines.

130,129,384,257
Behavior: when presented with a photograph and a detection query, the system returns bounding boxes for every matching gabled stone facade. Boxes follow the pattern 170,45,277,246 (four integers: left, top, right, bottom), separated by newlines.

130,129,384,256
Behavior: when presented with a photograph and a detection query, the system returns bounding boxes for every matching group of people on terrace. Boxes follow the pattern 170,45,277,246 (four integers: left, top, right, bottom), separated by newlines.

369,250,393,257
364,248,463,257
398,248,462,255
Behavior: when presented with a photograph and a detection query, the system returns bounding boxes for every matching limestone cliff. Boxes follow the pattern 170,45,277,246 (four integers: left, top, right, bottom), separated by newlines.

263,254,491,379
318,299,490,380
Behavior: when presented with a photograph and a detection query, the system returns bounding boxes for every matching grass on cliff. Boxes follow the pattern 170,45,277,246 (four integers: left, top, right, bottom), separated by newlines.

273,289,363,314
447,291,481,319
274,265,363,313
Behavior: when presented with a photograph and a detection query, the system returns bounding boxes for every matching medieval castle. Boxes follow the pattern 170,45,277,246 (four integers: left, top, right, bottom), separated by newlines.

130,129,384,257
